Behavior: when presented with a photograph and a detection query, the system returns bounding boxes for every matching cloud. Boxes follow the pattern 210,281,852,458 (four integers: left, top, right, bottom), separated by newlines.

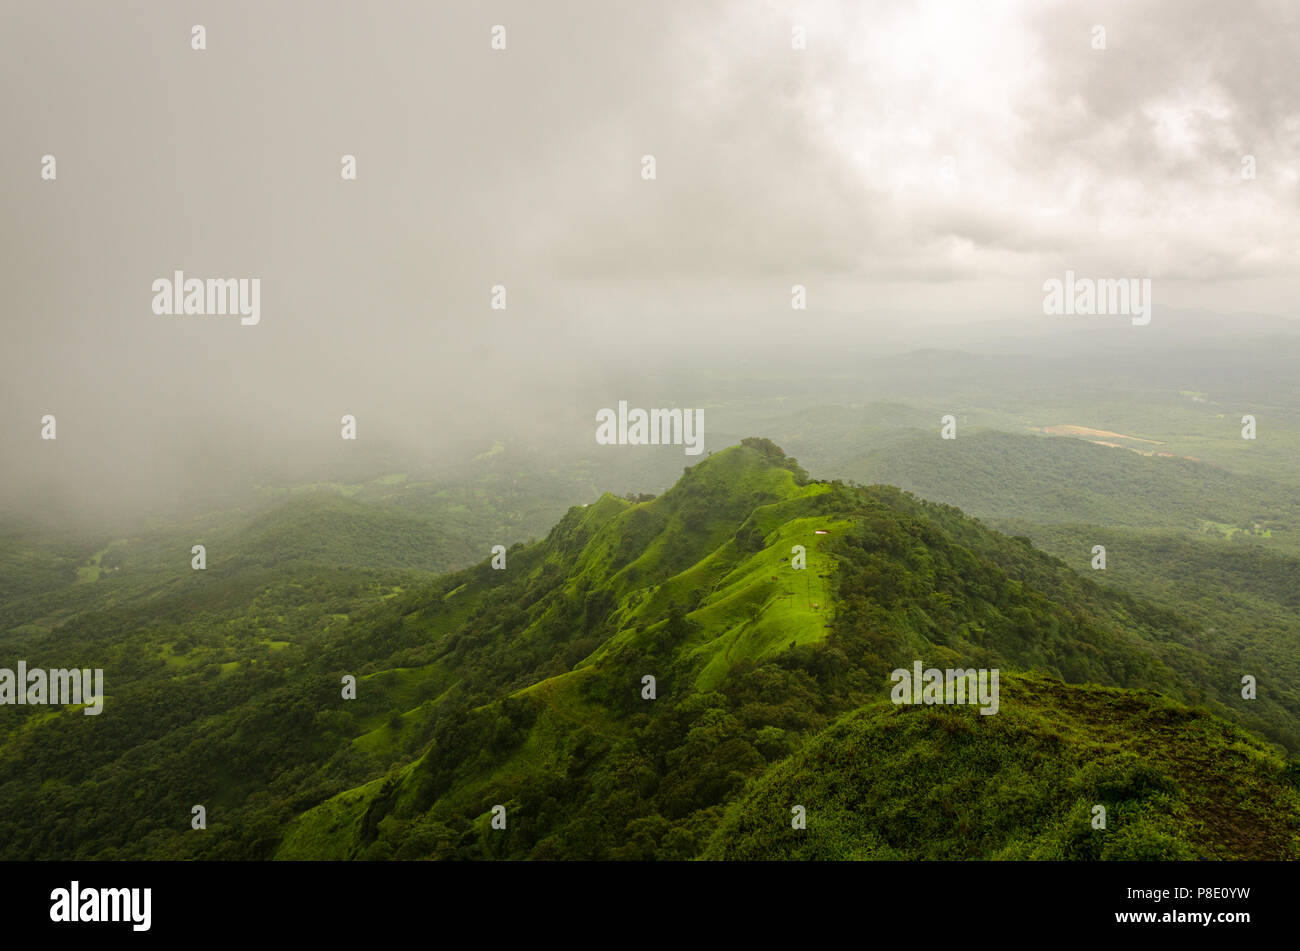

533,0,1300,292
0,0,1297,517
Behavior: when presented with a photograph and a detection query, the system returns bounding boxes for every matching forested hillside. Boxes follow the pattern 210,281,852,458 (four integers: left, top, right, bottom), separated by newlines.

267,441,1300,860
3,439,1297,860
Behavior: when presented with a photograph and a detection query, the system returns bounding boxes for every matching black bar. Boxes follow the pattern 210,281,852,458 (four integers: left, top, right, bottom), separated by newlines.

2,860,1279,939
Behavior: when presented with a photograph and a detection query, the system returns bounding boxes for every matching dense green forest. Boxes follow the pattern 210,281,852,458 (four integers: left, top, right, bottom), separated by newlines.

709,673,1300,860
3,423,1299,860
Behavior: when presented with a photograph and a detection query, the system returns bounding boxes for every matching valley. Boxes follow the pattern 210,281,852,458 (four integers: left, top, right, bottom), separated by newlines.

4,334,1300,861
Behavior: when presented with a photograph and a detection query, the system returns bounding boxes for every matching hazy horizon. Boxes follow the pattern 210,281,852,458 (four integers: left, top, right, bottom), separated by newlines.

4,0,1299,521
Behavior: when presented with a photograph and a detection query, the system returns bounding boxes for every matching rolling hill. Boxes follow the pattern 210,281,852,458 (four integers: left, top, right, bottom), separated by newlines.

271,439,1300,860
2,438,1296,860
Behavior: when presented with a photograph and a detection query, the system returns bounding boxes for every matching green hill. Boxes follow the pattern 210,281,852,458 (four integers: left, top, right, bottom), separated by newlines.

826,428,1300,748
706,672,1300,860
273,440,1300,860
4,438,1297,860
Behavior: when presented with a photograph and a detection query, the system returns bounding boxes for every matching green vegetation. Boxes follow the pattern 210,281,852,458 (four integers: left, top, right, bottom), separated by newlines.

707,673,1300,860
265,444,1300,860
4,431,1300,861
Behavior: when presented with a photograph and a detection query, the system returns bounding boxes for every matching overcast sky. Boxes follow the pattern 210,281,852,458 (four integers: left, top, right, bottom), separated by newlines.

2,0,1297,517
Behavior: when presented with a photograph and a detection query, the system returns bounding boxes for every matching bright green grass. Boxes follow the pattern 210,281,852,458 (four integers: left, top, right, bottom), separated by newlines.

687,516,848,689
577,486,845,688
160,646,202,669
275,766,415,860
73,539,127,584
354,664,454,732
436,668,618,813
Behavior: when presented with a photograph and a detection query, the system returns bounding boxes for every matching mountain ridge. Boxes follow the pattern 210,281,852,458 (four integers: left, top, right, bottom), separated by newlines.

274,440,1300,860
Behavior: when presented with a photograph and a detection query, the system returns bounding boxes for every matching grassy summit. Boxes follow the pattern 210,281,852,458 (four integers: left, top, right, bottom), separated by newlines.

3,439,1296,860
274,442,1300,860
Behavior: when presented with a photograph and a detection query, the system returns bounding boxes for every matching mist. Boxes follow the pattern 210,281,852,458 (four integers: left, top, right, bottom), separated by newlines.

3,0,1298,524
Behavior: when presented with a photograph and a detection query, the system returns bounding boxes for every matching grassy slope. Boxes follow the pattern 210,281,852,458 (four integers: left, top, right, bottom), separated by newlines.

706,672,1300,860
277,444,828,857
8,435,1298,861
276,444,1300,860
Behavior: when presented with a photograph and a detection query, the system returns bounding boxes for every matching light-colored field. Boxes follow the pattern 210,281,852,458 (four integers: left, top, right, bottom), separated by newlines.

1036,424,1162,444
